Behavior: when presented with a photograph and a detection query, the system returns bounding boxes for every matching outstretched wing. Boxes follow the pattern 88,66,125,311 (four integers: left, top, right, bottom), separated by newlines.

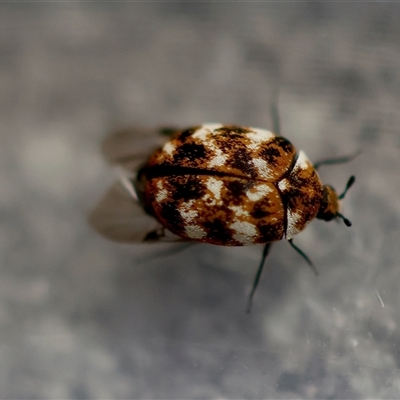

88,178,183,243
101,126,178,172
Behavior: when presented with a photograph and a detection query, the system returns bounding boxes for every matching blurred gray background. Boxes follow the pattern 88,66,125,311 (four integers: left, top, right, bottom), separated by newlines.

2,2,400,398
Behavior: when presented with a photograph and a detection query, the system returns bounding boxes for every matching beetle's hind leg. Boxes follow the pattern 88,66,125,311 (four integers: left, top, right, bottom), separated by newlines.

143,227,166,242
313,152,360,170
288,239,318,276
247,243,273,314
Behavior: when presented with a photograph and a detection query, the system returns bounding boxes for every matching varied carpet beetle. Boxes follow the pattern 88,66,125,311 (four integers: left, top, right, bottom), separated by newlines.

90,119,355,312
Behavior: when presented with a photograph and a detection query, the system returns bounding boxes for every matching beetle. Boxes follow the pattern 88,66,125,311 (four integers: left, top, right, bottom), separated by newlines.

89,110,355,312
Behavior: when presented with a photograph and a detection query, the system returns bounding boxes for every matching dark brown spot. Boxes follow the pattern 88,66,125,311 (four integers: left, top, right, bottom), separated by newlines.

159,201,184,228
173,142,208,163
259,146,282,165
250,200,273,219
229,148,257,177
203,218,233,243
225,180,252,205
274,136,295,154
258,222,283,242
176,127,199,141
167,176,206,202
259,137,295,167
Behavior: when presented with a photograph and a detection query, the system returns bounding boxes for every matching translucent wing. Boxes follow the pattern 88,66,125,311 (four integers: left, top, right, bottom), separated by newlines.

101,126,178,172
88,178,183,243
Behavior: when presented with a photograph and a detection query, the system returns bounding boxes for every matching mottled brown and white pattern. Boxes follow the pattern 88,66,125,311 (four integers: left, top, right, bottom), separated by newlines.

139,124,324,246
89,122,355,314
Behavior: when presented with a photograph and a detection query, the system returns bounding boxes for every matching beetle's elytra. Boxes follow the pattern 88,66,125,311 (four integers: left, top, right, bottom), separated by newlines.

141,124,326,246
90,121,355,312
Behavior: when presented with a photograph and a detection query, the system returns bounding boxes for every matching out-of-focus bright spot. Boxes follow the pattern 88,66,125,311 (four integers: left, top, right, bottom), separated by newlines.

19,133,81,200
0,277,50,304
280,96,330,140
350,338,359,347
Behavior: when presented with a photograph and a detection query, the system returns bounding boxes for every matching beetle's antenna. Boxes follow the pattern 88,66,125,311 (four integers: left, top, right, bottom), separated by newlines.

335,175,355,227
337,213,352,227
313,152,361,170
247,243,272,314
288,239,318,276
338,175,356,199
270,102,281,136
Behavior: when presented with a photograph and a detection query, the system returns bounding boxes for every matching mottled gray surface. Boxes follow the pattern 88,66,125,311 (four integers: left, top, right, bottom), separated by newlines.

2,3,400,399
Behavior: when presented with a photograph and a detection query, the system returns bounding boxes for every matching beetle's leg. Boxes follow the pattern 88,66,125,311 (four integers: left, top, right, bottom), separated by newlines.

144,226,181,242
143,227,165,242
313,152,361,170
335,175,356,227
159,127,180,137
338,175,356,200
247,243,273,314
288,239,318,276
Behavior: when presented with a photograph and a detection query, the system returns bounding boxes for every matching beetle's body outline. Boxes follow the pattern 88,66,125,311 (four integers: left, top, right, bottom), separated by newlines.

138,124,324,246
90,117,355,312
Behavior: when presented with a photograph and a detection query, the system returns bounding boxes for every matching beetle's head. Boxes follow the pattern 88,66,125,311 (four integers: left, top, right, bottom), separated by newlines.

316,176,355,227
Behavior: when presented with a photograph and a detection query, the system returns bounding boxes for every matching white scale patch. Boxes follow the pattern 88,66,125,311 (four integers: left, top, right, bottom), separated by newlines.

203,177,224,206
246,128,275,150
205,177,223,199
246,183,272,202
185,224,206,240
207,146,228,167
179,200,198,223
251,158,273,179
285,209,303,240
278,178,289,192
192,124,223,141
192,124,228,168
230,221,258,245
229,205,249,217
163,141,176,157
293,150,311,171
155,181,168,203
